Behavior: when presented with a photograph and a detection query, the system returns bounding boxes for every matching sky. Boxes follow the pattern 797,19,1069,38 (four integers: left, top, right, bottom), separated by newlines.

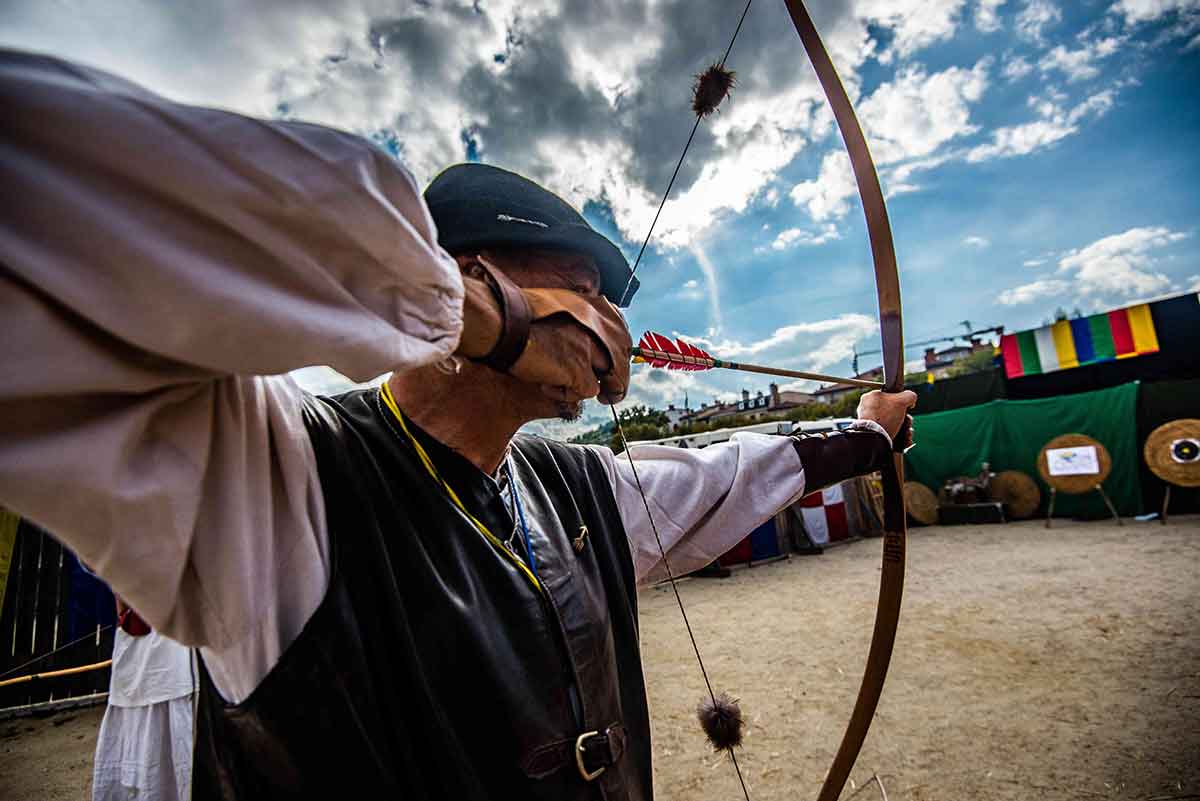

4,0,1198,437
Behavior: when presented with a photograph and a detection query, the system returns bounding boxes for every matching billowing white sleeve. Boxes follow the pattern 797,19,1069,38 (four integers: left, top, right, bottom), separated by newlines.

0,51,462,700
589,435,807,585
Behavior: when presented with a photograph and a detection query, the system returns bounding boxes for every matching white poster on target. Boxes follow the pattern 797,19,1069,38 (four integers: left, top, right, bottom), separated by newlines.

1046,445,1100,476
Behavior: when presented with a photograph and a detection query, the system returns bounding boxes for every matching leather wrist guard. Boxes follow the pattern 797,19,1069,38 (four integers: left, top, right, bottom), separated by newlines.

790,428,892,495
467,256,533,372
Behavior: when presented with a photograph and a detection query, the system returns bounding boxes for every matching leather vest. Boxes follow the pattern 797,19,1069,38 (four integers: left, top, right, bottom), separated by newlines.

193,389,653,800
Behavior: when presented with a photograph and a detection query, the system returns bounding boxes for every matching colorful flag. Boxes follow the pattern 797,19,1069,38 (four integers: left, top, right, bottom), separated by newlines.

1000,302,1159,378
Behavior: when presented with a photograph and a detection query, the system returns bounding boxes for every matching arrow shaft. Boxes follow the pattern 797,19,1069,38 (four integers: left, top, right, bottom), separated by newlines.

631,347,883,388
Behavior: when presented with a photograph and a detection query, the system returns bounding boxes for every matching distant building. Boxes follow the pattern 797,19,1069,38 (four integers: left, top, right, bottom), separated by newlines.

675,382,815,430
812,366,884,405
663,404,688,428
923,337,995,379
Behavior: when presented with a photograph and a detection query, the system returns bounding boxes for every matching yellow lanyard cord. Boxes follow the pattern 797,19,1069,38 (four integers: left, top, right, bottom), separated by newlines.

378,383,543,592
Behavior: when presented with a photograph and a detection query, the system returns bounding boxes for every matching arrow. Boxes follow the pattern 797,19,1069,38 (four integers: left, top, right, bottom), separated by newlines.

632,331,883,389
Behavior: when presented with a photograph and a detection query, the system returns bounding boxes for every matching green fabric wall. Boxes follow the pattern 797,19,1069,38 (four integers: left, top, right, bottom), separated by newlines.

904,382,1142,518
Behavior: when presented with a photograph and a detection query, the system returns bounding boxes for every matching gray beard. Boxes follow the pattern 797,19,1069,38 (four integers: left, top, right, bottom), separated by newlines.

555,401,584,421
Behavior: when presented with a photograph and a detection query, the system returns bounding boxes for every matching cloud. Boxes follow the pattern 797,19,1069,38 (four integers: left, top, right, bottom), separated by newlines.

690,245,724,333
1056,225,1185,296
859,60,991,162
964,235,991,248
856,0,969,61
1023,257,1047,266
1188,274,1200,291
966,87,1116,161
1110,0,1200,25
768,224,842,251
976,0,1008,32
0,0,880,258
1003,55,1034,79
790,151,857,222
999,226,1188,306
1016,0,1063,41
997,278,1070,304
674,278,705,301
290,365,382,395
684,313,878,370
1038,36,1123,82
791,59,990,220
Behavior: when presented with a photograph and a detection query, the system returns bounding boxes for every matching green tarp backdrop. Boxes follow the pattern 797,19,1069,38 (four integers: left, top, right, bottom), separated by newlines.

904,382,1141,518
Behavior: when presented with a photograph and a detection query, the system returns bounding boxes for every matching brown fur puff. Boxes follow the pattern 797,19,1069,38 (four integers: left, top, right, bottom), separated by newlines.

697,691,744,750
692,64,736,117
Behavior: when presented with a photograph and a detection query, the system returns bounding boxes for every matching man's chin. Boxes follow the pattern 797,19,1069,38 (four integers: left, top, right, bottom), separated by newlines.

554,401,585,422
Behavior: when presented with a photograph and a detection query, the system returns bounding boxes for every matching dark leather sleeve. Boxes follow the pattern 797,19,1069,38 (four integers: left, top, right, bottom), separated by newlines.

790,429,891,495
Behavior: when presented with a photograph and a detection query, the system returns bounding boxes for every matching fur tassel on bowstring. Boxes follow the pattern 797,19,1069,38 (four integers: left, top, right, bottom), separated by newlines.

698,691,745,751
692,63,736,117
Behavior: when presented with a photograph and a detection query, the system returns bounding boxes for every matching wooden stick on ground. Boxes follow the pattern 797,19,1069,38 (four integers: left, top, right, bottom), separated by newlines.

0,659,112,688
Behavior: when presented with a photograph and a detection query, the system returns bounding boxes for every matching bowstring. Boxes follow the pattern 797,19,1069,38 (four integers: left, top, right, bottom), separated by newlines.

609,406,752,801
617,0,755,306
611,4,756,797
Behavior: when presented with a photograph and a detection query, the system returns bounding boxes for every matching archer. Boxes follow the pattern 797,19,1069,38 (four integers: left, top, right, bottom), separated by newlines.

0,51,915,799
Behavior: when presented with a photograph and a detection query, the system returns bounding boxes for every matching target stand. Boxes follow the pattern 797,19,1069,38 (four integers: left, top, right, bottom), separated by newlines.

1143,419,1200,524
1037,434,1121,528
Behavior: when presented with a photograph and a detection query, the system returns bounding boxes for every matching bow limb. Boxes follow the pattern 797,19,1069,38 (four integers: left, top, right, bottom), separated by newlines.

781,2,908,799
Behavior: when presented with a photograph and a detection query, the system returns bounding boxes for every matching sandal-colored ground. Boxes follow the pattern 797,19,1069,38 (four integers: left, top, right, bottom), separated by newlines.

642,516,1200,800
1,517,1197,800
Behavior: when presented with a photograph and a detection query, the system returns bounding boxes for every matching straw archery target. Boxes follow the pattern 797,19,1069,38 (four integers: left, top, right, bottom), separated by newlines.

1037,434,1113,495
1144,419,1200,488
990,470,1041,519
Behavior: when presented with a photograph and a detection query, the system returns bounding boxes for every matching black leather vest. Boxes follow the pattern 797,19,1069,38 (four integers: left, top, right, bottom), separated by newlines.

193,389,653,800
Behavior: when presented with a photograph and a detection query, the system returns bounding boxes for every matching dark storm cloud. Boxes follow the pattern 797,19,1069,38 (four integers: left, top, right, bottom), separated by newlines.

450,0,850,199
455,27,615,179
0,0,863,240
369,4,494,82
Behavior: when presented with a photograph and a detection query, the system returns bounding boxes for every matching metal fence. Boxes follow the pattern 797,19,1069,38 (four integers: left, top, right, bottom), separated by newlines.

0,516,115,710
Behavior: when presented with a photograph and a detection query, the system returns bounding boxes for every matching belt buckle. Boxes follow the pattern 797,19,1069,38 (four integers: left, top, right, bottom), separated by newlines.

574,730,606,781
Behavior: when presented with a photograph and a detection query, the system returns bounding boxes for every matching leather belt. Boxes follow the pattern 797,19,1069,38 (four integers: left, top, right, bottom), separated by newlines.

575,724,626,781
519,723,627,782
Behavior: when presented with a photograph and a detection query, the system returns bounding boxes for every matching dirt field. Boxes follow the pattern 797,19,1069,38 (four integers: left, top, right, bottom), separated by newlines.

643,516,1200,801
2,516,1197,800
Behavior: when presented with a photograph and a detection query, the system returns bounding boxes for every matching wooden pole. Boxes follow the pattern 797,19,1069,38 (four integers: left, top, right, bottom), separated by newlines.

0,659,112,688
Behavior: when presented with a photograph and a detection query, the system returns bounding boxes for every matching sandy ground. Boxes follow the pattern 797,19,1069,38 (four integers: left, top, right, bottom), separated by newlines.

1,516,1197,800
643,516,1200,801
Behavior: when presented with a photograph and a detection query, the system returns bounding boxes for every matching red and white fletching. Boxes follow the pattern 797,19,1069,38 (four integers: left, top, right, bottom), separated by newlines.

637,332,715,371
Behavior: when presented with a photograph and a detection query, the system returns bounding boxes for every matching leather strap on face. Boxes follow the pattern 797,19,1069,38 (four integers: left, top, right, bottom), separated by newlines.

522,287,632,403
467,255,533,372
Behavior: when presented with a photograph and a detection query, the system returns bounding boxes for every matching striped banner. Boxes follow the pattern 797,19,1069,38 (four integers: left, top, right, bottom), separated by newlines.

1001,303,1160,378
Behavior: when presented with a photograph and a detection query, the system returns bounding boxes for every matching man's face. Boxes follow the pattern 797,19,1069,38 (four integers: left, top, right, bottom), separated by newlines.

457,248,603,421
